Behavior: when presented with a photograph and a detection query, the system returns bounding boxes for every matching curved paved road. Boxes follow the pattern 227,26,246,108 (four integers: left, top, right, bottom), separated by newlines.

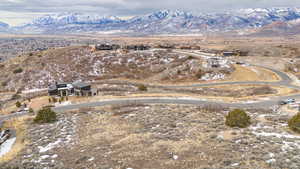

3,50,300,117
53,51,300,112
173,51,296,88
103,50,296,89
1,50,299,158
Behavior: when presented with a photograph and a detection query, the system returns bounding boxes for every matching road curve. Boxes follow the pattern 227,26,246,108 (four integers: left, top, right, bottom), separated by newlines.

101,51,297,89
2,50,300,120
167,50,297,89
52,51,300,112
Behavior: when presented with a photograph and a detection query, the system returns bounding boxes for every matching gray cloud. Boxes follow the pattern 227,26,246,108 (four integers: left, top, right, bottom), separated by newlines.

1,0,300,25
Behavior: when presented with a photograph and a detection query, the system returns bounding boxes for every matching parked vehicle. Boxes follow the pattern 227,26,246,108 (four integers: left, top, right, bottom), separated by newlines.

286,98,296,103
279,99,295,105
235,61,245,65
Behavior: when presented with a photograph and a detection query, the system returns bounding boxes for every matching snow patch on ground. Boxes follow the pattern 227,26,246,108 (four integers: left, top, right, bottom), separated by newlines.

55,101,72,107
22,88,47,94
251,122,300,152
252,131,300,139
201,73,225,81
38,139,62,153
0,137,16,157
23,114,78,167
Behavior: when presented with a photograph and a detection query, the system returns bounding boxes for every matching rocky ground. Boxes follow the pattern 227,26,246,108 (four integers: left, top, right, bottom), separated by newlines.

0,46,235,92
161,85,278,97
1,104,300,168
1,113,78,168
93,81,279,98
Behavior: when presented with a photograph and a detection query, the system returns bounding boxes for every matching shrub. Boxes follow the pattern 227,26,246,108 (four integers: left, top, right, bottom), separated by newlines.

11,94,21,100
195,69,205,79
138,84,148,91
288,113,300,133
29,108,34,114
34,107,57,123
1,81,7,87
52,97,57,103
187,56,194,60
15,101,22,108
13,68,23,74
225,109,251,128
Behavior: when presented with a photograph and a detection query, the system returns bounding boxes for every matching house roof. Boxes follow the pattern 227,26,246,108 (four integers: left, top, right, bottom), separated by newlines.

48,85,57,91
56,82,71,85
72,82,90,88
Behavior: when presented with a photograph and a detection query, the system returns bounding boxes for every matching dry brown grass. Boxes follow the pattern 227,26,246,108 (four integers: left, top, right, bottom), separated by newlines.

50,84,298,105
78,114,142,147
0,104,18,115
204,84,297,96
107,64,279,86
75,110,209,168
54,103,276,168
28,96,51,111
0,115,31,163
227,65,279,82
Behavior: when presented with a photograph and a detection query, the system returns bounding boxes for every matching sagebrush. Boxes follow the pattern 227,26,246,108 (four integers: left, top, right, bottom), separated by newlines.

34,107,57,123
225,109,251,128
288,113,300,133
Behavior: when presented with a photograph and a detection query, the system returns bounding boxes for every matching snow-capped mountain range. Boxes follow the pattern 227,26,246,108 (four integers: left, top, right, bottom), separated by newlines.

0,21,9,32
3,8,300,35
31,13,123,25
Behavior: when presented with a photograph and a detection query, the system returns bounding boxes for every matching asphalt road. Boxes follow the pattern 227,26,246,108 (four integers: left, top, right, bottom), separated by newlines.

0,112,27,127
53,51,300,112
173,51,296,88
2,50,300,119
51,97,274,113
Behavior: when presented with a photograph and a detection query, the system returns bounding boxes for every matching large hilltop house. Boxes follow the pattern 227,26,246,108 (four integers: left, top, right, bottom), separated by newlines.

221,50,249,57
48,82,97,97
124,44,151,51
93,43,151,51
95,43,121,50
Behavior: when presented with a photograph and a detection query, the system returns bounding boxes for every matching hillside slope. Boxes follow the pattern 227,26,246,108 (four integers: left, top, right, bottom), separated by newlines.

253,19,300,36
0,46,232,91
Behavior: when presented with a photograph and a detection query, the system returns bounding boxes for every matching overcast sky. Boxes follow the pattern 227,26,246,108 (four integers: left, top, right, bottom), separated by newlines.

0,0,300,26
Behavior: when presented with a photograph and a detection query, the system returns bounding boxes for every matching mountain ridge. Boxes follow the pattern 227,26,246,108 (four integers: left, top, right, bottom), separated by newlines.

0,21,9,32
6,7,300,35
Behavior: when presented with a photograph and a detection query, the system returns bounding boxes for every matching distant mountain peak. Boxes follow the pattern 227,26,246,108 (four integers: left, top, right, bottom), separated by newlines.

30,12,122,25
0,21,9,28
147,9,194,19
0,21,9,32
8,7,300,35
